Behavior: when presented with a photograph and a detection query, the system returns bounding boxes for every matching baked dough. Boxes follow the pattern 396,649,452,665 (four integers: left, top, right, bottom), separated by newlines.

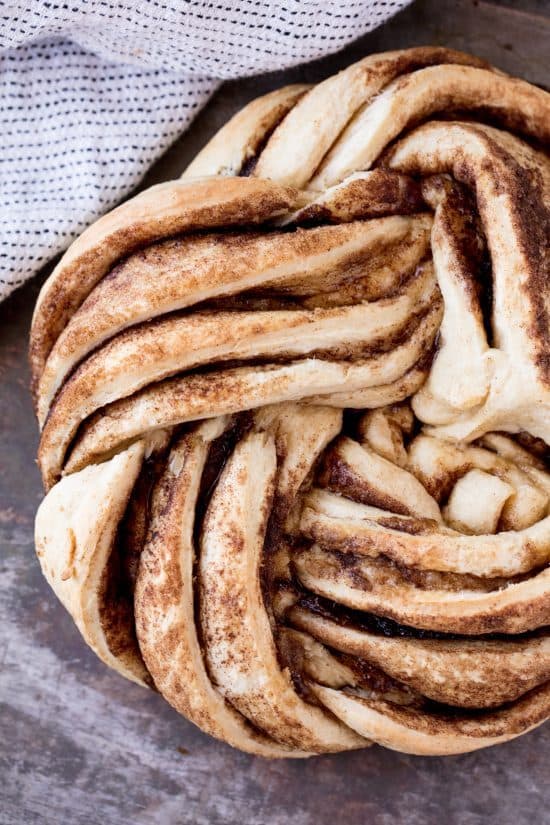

33,47,550,756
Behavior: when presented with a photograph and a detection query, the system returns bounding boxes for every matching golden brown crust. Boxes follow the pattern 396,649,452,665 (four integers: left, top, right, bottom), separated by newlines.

311,682,550,755
134,422,312,757
184,84,310,178
30,177,299,399
290,605,550,708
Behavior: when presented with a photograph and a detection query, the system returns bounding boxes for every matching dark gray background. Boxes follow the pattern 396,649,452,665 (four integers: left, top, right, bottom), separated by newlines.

1,1,549,822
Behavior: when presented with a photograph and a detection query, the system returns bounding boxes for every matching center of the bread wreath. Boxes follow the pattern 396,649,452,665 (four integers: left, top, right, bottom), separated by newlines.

32,46,550,757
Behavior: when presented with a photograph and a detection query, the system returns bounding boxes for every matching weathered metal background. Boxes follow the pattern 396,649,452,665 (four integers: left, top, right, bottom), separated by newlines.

1,1,549,822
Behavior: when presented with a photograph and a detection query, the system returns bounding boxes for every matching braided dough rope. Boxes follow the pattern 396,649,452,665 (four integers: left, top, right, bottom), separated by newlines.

33,47,550,756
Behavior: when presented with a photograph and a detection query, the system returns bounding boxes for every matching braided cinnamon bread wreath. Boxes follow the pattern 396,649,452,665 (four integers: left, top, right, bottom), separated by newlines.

32,47,550,757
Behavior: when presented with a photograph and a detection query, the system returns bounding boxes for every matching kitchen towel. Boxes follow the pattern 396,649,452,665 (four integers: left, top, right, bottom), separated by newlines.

0,0,412,300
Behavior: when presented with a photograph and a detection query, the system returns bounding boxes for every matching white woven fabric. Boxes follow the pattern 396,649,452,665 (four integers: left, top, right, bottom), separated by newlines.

0,0,412,300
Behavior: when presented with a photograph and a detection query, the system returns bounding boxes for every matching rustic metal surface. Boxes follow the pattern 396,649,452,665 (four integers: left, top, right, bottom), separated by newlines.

1,1,549,822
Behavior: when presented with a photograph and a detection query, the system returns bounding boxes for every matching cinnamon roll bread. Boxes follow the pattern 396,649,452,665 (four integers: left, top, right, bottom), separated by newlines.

32,47,550,757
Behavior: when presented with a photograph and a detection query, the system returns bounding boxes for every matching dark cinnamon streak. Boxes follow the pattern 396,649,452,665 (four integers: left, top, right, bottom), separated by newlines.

293,593,549,643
